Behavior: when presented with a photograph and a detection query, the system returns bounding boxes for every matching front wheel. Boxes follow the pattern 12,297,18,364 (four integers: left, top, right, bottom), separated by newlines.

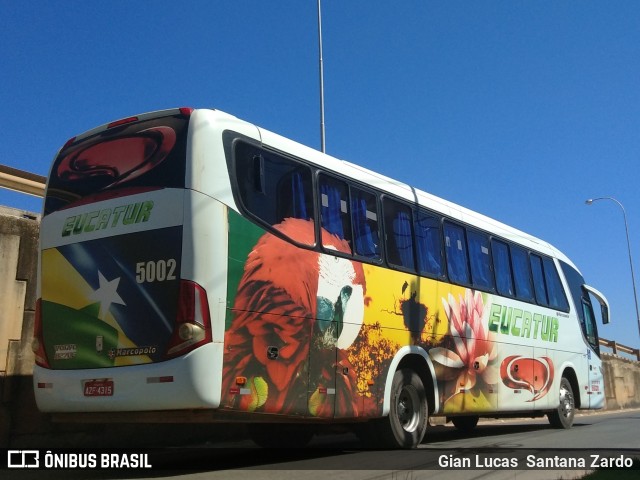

548,377,575,429
372,368,428,449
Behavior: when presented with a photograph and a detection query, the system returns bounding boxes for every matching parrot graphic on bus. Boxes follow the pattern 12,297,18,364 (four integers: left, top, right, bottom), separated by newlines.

222,218,366,417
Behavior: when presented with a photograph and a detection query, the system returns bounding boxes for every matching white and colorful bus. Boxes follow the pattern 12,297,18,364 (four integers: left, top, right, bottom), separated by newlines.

34,107,609,448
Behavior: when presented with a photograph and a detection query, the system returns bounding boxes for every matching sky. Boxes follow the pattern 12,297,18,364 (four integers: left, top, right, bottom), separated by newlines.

1,1,639,349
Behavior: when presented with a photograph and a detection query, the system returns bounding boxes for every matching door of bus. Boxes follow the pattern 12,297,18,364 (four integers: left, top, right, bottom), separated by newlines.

581,285,609,409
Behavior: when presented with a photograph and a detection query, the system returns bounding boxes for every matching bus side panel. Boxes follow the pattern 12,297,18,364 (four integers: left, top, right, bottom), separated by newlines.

182,190,229,344
181,189,228,405
218,212,586,421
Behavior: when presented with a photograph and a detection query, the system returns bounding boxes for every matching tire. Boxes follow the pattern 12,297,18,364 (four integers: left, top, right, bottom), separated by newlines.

372,368,428,449
451,415,479,432
248,423,315,448
548,377,575,429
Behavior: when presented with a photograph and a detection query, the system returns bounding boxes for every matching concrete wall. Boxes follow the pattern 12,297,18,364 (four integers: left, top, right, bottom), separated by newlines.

0,206,45,448
602,353,640,409
0,206,639,447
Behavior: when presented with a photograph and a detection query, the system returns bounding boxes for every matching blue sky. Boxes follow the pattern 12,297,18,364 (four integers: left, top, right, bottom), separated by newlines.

1,1,639,348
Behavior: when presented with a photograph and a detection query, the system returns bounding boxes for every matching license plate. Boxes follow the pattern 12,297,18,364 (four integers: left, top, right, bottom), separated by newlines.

83,380,114,397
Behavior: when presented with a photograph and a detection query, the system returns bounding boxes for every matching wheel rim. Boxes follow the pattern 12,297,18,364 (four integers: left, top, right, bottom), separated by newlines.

558,383,574,418
396,384,420,433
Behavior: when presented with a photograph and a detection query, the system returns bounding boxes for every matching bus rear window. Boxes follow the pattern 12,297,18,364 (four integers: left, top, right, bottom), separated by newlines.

45,114,189,215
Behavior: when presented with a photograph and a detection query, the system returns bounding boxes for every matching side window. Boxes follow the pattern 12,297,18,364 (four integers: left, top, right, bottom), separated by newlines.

350,187,380,259
467,230,495,291
415,211,444,278
235,143,315,245
542,257,569,311
319,175,351,246
492,240,514,297
530,254,548,305
511,246,534,302
561,260,585,320
383,199,415,270
581,297,600,354
444,222,470,285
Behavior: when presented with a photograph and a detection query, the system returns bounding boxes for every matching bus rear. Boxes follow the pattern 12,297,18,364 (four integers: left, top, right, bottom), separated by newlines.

33,108,224,412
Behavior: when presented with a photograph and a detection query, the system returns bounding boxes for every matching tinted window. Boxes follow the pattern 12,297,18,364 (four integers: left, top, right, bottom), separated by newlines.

468,230,494,291
444,222,470,284
415,211,444,278
46,114,190,215
561,263,599,352
384,199,415,270
512,246,534,302
492,240,514,296
581,298,599,353
530,254,548,305
319,175,351,245
351,187,380,259
235,143,315,245
543,257,569,311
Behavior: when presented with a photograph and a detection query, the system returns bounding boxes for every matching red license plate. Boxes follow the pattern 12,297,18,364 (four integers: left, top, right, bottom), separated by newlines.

83,380,114,397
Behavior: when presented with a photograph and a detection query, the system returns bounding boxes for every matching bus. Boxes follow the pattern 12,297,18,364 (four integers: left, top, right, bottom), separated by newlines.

34,107,610,448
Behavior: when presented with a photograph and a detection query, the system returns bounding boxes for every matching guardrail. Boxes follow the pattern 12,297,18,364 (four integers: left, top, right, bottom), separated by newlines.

600,337,640,361
0,164,46,197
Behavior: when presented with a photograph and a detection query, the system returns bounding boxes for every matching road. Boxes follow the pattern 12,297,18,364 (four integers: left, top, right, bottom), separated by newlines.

6,409,640,480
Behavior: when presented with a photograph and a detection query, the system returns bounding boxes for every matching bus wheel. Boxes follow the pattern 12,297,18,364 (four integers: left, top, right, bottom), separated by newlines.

548,377,575,429
451,415,479,432
248,423,315,448
374,368,428,449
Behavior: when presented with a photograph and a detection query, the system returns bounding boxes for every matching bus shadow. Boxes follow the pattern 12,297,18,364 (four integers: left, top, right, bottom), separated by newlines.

424,420,590,444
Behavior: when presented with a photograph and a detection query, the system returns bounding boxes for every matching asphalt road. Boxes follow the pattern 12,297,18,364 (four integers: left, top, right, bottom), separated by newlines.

6,409,640,480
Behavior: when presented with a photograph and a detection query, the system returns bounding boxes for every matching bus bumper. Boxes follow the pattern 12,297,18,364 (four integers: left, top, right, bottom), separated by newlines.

33,342,223,412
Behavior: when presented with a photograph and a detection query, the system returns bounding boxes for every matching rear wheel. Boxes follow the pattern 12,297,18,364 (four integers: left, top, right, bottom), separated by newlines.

548,377,575,429
451,415,479,432
372,368,428,449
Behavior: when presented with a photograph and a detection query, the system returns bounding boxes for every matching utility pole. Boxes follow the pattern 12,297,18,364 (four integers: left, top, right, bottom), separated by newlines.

317,0,326,153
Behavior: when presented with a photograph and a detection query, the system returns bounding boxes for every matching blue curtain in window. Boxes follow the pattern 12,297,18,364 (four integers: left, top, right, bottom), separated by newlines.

393,211,414,268
512,248,533,301
416,217,442,276
320,183,344,238
291,172,308,220
468,234,492,290
351,196,376,257
493,242,513,296
445,225,469,284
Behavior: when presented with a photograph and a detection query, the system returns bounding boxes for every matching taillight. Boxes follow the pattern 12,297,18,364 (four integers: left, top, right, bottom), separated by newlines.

32,299,50,368
165,281,212,359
